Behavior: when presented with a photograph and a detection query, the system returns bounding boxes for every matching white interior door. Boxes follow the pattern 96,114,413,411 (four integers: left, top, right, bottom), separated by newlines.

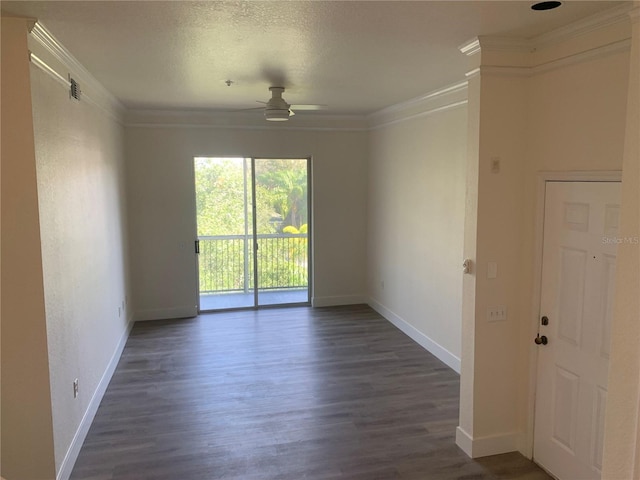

534,181,620,480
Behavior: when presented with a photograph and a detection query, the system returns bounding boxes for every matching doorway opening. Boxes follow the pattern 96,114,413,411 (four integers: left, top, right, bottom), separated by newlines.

194,157,311,311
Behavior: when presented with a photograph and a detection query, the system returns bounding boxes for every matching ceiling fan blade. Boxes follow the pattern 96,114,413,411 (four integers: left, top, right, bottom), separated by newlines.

219,106,264,113
289,104,328,111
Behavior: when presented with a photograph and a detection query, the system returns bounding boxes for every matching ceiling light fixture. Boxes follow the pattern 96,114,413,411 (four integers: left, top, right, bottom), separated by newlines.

265,109,291,121
531,1,562,11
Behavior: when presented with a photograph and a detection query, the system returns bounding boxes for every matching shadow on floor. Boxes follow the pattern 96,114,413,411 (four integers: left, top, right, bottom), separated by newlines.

477,452,552,479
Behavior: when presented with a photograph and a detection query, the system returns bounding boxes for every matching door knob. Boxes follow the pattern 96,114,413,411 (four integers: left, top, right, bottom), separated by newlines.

534,334,548,345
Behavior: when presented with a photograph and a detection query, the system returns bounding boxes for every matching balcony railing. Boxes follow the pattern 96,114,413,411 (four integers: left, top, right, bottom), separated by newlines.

198,234,308,294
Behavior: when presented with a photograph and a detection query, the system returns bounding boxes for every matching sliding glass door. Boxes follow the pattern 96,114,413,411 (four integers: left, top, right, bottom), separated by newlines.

194,157,310,311
253,159,310,307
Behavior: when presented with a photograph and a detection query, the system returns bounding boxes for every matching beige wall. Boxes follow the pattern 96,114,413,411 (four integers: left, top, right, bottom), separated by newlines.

1,17,131,479
29,51,131,474
1,16,57,480
472,71,529,450
366,103,467,370
459,75,481,437
458,18,632,459
125,123,368,319
2,5,638,478
602,7,640,479
518,47,630,456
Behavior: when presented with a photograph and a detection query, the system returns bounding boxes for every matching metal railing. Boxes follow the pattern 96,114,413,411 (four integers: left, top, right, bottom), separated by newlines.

198,234,308,294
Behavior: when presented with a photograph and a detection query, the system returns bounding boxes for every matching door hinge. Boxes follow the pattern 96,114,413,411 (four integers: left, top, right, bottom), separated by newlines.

195,240,200,254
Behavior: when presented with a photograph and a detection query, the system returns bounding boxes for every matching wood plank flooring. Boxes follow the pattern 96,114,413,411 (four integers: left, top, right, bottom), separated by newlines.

71,305,551,480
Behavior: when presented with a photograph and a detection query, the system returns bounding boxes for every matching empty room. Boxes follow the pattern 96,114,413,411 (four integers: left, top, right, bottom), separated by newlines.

1,1,639,479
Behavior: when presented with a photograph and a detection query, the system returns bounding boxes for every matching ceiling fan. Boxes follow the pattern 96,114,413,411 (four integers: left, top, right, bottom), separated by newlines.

255,87,328,121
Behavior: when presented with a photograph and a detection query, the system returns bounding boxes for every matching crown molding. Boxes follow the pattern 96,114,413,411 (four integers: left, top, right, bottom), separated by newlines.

477,36,534,53
476,65,531,78
125,109,368,132
460,4,632,60
459,36,534,57
367,80,468,129
533,38,631,75
127,82,470,132
29,21,125,122
465,68,481,79
459,38,481,56
459,3,633,82
464,37,631,79
29,52,71,89
533,3,633,49
368,100,467,130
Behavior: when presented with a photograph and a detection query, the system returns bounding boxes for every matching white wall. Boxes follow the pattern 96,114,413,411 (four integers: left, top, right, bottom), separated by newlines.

125,117,368,320
29,63,131,476
366,98,467,371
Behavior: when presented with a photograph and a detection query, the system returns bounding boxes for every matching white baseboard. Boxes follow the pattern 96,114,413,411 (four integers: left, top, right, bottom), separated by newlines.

57,320,133,480
456,426,474,456
368,298,461,373
311,295,367,307
133,305,198,321
456,426,518,458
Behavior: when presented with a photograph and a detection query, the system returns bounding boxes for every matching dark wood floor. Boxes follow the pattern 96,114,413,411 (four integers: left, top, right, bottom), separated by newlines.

71,305,551,480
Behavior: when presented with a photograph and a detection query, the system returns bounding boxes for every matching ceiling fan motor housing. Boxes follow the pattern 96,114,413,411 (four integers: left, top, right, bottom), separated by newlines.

265,87,291,121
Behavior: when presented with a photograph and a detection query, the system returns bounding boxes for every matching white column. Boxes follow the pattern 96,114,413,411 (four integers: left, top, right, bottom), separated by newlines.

457,37,529,457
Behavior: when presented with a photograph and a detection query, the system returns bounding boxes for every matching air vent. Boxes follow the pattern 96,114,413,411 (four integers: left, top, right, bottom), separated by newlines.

69,77,81,100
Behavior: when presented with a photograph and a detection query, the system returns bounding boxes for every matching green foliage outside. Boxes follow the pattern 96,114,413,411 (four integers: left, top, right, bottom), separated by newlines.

194,157,309,293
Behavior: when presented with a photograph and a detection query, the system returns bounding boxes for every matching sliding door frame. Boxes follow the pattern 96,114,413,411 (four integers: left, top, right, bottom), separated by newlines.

193,156,313,312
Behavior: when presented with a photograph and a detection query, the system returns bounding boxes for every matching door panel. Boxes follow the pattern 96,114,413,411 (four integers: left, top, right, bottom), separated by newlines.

599,255,616,359
592,386,607,471
552,365,579,452
534,181,620,480
194,157,255,310
557,247,586,346
253,158,310,307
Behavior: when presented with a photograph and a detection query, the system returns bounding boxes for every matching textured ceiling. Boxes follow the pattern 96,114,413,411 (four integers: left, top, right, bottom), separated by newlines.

1,1,627,114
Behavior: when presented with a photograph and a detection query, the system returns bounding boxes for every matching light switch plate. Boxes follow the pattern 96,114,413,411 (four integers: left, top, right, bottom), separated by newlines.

487,262,497,279
487,306,507,322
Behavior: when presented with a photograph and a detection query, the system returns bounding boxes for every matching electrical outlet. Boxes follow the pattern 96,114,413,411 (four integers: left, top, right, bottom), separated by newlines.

487,306,507,322
73,379,79,398
380,280,385,290
118,306,121,317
